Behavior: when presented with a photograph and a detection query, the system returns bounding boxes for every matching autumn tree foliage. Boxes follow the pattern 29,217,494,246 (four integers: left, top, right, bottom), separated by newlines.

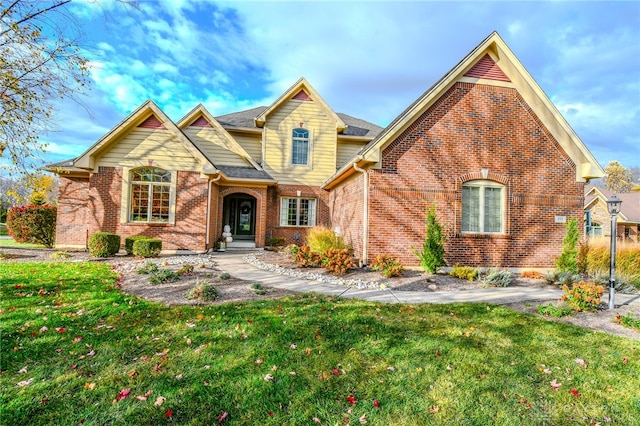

603,161,635,193
0,0,89,171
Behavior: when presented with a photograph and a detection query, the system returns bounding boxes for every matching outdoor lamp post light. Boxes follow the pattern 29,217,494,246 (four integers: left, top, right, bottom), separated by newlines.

606,195,622,310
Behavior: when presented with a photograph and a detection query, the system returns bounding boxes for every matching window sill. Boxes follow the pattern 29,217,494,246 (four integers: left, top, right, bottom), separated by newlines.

277,225,313,228
456,233,510,239
126,222,173,227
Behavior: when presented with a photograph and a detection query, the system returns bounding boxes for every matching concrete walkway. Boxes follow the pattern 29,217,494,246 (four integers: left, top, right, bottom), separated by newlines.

213,251,640,307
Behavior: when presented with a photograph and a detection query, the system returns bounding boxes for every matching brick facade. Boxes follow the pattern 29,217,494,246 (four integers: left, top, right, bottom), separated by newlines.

333,82,585,268
56,167,210,251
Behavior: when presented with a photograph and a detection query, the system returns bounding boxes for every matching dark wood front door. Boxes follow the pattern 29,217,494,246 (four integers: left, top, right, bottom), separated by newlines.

228,196,256,240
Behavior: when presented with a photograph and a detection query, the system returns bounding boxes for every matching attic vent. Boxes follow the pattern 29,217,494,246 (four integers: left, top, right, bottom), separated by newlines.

190,116,213,127
138,115,166,129
464,54,511,82
292,90,313,101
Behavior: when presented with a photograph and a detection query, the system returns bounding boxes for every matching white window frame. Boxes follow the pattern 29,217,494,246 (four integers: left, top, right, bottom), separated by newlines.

121,166,177,224
291,128,311,166
462,180,505,234
280,197,316,227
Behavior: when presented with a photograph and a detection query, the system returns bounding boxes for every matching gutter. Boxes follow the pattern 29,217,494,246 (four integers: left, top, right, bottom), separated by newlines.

352,161,369,266
205,172,222,250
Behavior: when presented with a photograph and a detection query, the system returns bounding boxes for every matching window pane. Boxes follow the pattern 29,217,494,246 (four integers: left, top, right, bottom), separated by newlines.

287,198,297,226
299,199,310,226
130,184,149,221
132,167,171,183
150,184,170,222
308,199,316,227
484,187,502,232
462,186,480,232
292,128,309,165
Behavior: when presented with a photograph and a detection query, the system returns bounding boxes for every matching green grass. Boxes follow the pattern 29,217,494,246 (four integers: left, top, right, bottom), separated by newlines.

1,262,639,425
0,238,46,249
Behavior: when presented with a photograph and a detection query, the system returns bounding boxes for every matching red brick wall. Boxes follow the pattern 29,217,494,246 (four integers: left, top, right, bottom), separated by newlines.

328,173,365,260
56,167,210,251
265,184,330,246
363,82,584,268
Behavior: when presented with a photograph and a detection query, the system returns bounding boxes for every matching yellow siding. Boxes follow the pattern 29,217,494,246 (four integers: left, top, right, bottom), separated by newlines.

231,132,262,164
263,100,337,186
184,127,248,167
97,128,200,171
336,140,368,169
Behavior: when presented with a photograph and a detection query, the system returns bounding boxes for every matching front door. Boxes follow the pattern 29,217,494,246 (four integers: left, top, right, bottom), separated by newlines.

226,196,256,241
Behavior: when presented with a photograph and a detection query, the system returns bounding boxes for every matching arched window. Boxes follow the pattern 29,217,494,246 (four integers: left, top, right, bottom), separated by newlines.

462,180,504,233
292,128,310,165
129,167,172,223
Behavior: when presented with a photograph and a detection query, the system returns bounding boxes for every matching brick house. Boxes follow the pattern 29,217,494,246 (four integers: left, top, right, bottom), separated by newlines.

584,185,640,242
51,32,603,267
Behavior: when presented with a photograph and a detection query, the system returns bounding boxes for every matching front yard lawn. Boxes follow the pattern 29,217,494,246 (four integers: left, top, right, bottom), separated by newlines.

1,262,638,425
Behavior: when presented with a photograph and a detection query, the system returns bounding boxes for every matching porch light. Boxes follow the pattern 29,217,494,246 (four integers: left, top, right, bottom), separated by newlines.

606,195,622,310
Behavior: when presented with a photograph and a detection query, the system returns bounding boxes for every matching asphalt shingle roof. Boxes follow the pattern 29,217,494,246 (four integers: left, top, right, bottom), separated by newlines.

217,165,275,181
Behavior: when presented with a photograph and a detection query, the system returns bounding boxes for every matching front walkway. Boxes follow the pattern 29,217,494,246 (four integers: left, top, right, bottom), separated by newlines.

213,252,566,305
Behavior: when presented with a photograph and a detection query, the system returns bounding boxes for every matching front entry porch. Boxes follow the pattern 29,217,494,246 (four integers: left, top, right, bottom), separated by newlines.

222,194,257,249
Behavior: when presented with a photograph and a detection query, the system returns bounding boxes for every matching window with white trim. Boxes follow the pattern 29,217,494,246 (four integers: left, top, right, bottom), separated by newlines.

280,197,316,226
292,128,310,165
129,167,172,223
462,180,504,233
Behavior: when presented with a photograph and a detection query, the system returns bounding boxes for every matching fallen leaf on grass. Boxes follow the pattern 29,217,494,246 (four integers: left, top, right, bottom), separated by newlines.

154,396,165,406
346,395,356,406
430,405,439,413
264,374,274,381
55,327,65,333
373,399,380,409
218,411,228,422
574,358,588,369
175,373,183,380
305,348,311,355
543,368,552,375
18,366,27,374
332,369,340,375
16,378,34,387
164,409,173,418
359,414,367,424
435,349,441,356
39,326,48,333
550,379,561,391
570,388,580,398
72,337,82,344
84,383,96,390
312,417,321,423
116,388,130,402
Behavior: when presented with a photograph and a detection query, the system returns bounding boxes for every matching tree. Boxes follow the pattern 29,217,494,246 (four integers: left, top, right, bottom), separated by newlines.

556,218,579,274
603,161,634,192
1,0,89,171
412,205,446,273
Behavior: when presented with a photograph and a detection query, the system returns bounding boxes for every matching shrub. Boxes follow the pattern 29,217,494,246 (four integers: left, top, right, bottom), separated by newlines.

581,241,640,290
250,283,266,295
50,251,71,259
177,264,194,276
545,270,581,287
186,282,219,301
537,303,573,317
483,269,513,287
521,270,544,279
268,237,286,248
371,254,404,278
132,238,162,257
295,244,323,268
562,281,604,312
307,226,348,254
88,232,121,257
412,205,445,273
323,248,355,276
125,235,152,255
218,272,231,280
450,264,478,281
137,262,159,275
556,218,579,273
283,244,300,260
148,269,179,285
6,205,57,247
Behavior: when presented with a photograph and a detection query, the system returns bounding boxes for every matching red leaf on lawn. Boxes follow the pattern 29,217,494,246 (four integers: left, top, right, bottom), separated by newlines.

55,327,65,333
332,369,340,375
570,388,580,398
164,409,173,418
550,379,561,391
435,349,441,356
347,395,356,406
623,357,628,365
247,318,253,323
218,411,228,422
373,399,380,409
116,388,130,402
268,412,274,417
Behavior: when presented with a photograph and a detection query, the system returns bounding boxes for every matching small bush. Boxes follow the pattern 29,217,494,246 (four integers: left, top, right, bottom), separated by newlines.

88,232,121,257
177,264,194,276
370,254,404,278
186,282,219,301
283,244,300,260
249,282,266,295
307,226,348,255
483,269,513,287
6,205,57,247
556,218,579,273
562,281,604,312
132,238,162,257
218,272,231,280
148,269,179,285
537,303,573,317
295,244,323,268
545,270,581,287
125,235,152,255
50,251,71,259
412,205,446,273
137,262,159,275
582,242,640,290
521,270,544,279
450,264,478,281
268,237,286,248
323,248,355,276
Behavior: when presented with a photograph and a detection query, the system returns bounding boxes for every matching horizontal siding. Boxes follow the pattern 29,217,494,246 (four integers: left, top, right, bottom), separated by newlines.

230,132,262,164
264,100,337,186
184,128,248,167
97,129,200,170
336,140,367,169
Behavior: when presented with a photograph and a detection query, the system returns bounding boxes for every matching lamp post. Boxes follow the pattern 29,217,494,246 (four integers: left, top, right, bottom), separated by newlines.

606,195,622,310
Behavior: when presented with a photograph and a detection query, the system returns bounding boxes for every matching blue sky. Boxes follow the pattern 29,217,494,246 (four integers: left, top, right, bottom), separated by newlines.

32,0,640,170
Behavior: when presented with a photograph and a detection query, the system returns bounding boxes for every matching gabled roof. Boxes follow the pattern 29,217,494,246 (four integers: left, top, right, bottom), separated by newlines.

324,31,604,188
72,100,216,174
254,77,346,131
585,185,640,224
177,104,262,170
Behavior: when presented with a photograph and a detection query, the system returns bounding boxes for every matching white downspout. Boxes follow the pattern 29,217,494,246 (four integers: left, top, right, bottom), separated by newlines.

205,172,222,251
352,162,369,266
